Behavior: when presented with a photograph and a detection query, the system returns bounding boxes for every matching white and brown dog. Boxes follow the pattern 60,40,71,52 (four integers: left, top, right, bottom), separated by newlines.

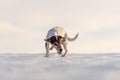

44,27,78,57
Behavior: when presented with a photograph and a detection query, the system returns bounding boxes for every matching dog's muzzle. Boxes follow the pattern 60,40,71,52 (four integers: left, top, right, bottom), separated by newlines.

53,42,62,54
57,45,63,54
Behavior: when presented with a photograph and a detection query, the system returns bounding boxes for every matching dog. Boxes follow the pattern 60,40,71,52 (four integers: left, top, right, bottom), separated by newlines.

44,27,78,57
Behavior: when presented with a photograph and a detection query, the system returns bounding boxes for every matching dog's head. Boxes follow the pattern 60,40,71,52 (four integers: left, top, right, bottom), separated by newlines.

44,36,65,54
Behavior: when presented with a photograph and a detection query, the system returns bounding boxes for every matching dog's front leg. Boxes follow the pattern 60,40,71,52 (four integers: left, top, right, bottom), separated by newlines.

49,44,54,50
61,43,68,57
45,42,49,57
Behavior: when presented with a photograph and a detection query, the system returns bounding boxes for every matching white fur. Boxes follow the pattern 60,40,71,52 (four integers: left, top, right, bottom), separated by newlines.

46,27,67,39
45,27,78,57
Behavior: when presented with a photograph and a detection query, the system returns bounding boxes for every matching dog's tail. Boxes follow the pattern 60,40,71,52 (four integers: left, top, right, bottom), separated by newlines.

68,33,79,41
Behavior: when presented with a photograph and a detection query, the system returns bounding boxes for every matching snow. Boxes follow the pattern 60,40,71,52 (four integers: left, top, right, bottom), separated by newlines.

0,53,120,80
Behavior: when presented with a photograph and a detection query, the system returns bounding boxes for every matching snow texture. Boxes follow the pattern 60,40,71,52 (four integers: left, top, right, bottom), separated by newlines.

0,53,120,80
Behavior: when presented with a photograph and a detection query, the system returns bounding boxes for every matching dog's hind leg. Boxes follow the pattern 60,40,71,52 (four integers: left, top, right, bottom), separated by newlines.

45,42,50,57
61,43,68,57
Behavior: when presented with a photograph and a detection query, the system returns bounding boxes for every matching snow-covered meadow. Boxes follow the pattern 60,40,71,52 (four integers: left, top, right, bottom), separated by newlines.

0,53,120,80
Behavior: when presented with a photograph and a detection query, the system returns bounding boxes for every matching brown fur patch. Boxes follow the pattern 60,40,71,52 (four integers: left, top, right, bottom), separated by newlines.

44,38,51,42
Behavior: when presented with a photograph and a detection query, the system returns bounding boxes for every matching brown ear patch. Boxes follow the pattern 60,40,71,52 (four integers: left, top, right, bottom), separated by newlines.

59,37,66,44
44,38,51,42
61,37,66,42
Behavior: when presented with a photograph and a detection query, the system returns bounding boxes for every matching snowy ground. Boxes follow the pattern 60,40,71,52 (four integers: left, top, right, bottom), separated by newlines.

0,53,120,80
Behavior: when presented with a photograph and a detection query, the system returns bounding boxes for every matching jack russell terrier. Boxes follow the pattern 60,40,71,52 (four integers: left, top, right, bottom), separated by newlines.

44,27,78,57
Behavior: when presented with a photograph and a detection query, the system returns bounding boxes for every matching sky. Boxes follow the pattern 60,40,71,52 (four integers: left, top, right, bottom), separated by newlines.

0,0,120,53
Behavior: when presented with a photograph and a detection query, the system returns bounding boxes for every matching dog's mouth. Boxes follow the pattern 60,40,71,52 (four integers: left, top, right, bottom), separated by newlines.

57,45,63,54
58,48,62,54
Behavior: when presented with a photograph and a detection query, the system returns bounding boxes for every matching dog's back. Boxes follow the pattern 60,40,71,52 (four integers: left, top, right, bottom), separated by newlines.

46,27,67,39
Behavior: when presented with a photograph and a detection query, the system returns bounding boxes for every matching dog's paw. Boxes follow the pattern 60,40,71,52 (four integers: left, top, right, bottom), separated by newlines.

45,55,49,57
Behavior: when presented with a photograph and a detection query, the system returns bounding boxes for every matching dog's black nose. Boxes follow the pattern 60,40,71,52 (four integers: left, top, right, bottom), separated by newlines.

60,49,63,52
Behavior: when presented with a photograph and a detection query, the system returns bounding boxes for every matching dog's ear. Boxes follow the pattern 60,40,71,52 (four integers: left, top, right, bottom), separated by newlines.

61,37,65,42
59,37,65,43
44,38,51,42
